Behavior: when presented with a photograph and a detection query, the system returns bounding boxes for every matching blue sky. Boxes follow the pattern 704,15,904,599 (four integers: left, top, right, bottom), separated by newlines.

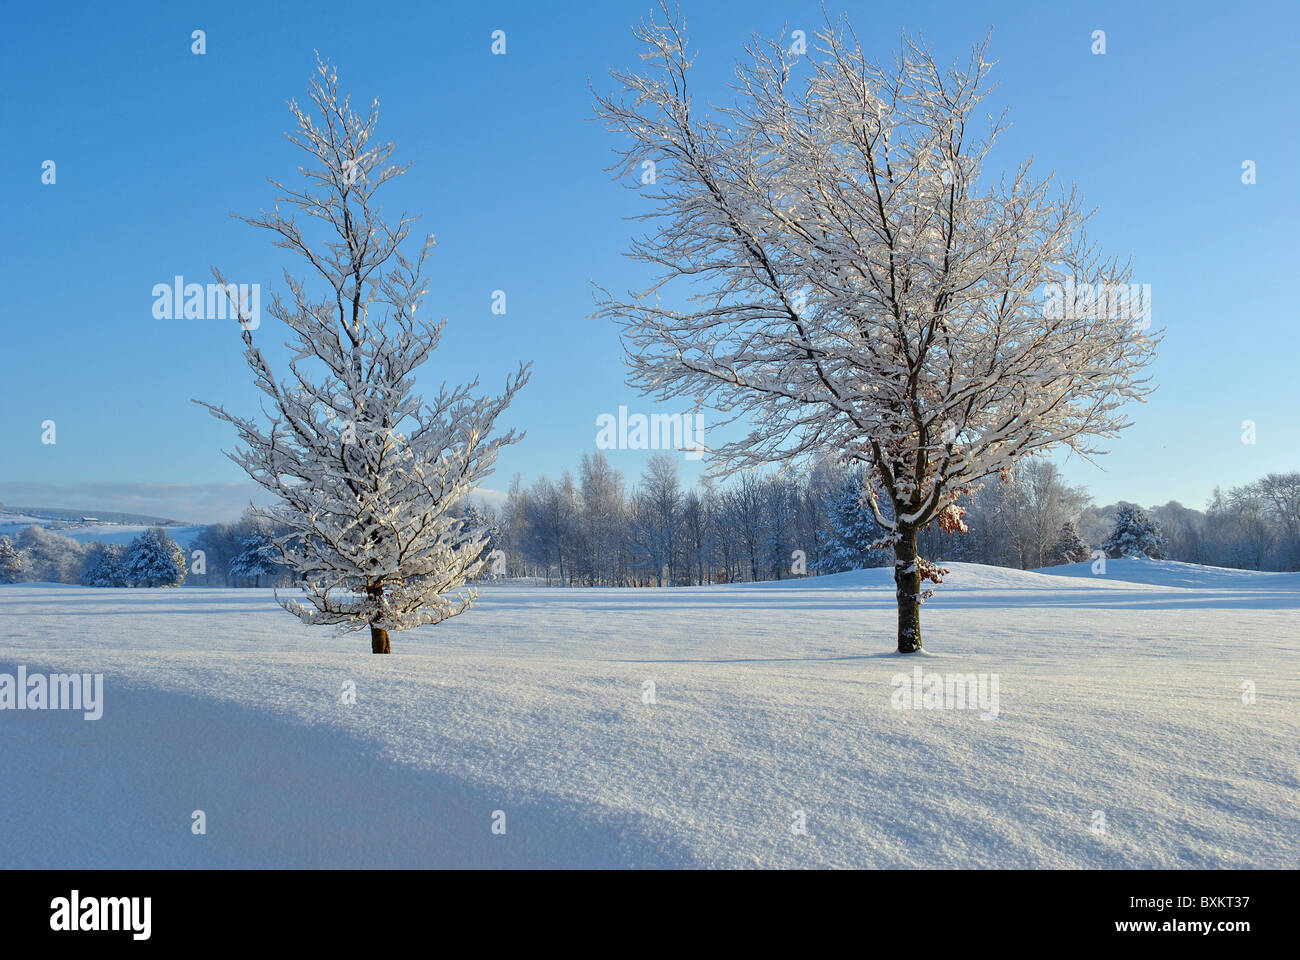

2,0,1297,521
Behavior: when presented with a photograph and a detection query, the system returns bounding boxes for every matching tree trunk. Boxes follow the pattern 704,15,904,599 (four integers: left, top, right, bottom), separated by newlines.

893,526,923,653
365,583,390,654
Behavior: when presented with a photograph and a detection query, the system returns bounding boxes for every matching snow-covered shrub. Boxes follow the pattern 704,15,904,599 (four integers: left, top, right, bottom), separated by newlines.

80,542,129,587
0,535,26,583
15,525,87,583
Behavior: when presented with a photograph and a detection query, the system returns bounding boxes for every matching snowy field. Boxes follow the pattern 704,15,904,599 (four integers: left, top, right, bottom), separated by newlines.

1,558,1296,869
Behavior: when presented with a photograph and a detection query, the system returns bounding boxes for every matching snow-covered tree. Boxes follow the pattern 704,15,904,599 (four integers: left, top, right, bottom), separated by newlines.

524,474,581,585
1210,472,1300,570
80,542,129,587
497,475,531,579
680,486,713,585
196,59,530,653
189,522,243,586
0,535,25,583
1102,503,1166,559
632,454,683,585
123,528,186,587
797,458,844,573
1049,521,1091,565
578,452,629,585
815,469,890,573
453,501,496,581
15,525,86,583
722,472,766,583
1256,473,1300,566
229,532,283,587
594,11,1159,650
759,476,797,579
992,461,1091,569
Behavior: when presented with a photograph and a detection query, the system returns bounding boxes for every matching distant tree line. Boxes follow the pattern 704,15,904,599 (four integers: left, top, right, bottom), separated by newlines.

0,525,189,587
2,466,1295,588
186,511,296,587
475,455,1300,585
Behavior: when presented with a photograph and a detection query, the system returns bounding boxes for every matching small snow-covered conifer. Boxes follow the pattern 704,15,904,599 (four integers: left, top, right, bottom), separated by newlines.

123,528,186,587
815,470,889,573
1102,504,1166,559
1049,522,1092,565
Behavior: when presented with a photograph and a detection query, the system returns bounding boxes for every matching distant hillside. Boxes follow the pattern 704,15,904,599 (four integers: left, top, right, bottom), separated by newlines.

0,510,206,549
0,505,183,526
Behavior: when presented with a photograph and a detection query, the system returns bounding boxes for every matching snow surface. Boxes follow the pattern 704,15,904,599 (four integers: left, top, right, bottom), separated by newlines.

0,559,1295,868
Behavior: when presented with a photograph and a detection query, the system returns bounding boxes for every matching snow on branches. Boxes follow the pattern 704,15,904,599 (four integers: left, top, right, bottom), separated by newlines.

593,7,1159,650
1102,503,1166,559
196,57,530,645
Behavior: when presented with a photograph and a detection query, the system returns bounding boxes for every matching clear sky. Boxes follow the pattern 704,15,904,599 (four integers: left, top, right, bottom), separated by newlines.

2,0,1297,522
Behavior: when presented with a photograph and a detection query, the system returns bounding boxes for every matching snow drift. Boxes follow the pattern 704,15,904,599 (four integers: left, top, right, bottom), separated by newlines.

0,560,1295,868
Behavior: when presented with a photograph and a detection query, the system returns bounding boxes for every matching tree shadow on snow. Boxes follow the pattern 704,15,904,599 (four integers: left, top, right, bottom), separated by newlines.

0,671,698,869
